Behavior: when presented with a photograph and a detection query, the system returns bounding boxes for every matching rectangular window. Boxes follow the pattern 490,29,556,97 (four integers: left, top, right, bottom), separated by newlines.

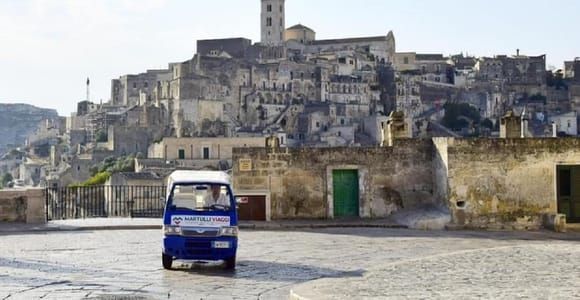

404,57,409,64
178,149,185,160
267,4,272,12
203,147,210,160
267,17,272,27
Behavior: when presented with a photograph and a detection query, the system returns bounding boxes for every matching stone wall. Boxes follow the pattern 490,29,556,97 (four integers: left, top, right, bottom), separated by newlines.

0,188,46,224
232,139,434,220
443,138,580,230
197,38,252,59
233,137,580,229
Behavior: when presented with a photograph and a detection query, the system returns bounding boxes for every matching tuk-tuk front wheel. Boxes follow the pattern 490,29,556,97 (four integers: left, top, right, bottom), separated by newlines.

224,256,236,270
162,253,173,270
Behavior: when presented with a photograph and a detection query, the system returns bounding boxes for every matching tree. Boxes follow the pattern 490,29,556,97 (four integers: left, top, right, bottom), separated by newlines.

95,130,108,143
1,173,13,188
442,103,481,130
481,118,494,130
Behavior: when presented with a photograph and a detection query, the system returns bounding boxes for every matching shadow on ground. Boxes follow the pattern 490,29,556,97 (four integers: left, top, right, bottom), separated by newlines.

164,259,364,283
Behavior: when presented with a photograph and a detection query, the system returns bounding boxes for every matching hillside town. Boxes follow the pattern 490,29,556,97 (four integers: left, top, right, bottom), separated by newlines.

2,1,580,298
3,1,579,192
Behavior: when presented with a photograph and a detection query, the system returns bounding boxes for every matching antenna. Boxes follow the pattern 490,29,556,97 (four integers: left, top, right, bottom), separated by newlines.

86,77,90,102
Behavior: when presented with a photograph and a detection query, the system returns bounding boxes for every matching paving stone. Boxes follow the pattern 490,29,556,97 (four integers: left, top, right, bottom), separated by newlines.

0,229,579,299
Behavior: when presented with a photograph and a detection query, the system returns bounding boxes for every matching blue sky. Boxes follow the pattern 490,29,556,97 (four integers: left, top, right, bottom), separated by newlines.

1,0,579,115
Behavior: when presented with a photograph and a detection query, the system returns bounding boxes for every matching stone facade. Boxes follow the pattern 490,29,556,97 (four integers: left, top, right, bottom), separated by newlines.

233,139,435,220
384,111,412,146
233,137,580,229
0,188,45,223
149,136,266,161
284,24,316,44
499,110,522,138
442,138,580,230
111,69,173,107
261,0,285,46
197,38,252,59
549,111,578,136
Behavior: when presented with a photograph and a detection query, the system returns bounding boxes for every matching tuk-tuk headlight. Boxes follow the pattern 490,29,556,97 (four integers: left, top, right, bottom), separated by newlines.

163,225,182,236
219,226,238,237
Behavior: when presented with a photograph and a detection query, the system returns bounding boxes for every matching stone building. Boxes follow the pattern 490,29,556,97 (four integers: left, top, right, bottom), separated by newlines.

284,24,316,44
474,52,546,97
393,53,452,83
395,71,423,118
103,0,399,146
563,59,579,79
549,111,578,136
148,136,266,170
233,137,580,228
233,139,434,220
110,69,173,107
197,38,252,59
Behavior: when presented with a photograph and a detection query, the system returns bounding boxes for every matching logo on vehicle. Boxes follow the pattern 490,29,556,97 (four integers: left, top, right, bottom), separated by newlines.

172,217,183,225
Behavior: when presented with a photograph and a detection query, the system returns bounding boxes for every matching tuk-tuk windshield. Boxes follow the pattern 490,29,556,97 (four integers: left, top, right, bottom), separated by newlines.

169,183,233,212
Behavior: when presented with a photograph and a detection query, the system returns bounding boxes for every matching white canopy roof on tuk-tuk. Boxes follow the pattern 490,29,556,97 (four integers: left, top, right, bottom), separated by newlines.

167,171,231,186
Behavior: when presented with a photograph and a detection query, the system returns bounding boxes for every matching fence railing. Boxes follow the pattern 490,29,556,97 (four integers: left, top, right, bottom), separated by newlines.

46,185,166,220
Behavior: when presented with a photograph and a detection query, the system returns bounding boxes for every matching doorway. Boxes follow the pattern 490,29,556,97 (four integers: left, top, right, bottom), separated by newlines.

557,165,580,223
332,170,359,218
237,195,267,221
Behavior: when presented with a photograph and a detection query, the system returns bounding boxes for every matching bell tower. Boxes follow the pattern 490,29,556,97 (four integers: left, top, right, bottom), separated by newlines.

261,0,285,46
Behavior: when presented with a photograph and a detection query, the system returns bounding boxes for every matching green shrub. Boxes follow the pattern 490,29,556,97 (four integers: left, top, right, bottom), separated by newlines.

71,171,111,187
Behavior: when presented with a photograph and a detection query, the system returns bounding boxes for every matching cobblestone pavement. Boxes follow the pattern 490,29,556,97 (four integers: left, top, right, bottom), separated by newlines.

0,229,579,300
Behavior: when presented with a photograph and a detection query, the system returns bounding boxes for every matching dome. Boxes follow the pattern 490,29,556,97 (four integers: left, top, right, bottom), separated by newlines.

287,24,315,33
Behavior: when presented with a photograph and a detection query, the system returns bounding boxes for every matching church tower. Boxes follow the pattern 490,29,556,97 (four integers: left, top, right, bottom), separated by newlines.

261,0,285,46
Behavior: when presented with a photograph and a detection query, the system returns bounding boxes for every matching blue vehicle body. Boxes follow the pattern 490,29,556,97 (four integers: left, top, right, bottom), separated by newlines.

162,171,238,269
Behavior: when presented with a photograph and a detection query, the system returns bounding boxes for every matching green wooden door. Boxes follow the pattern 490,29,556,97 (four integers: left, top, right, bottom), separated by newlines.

333,170,359,218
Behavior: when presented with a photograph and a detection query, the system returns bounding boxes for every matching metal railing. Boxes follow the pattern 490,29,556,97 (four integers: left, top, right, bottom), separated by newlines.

45,185,166,220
